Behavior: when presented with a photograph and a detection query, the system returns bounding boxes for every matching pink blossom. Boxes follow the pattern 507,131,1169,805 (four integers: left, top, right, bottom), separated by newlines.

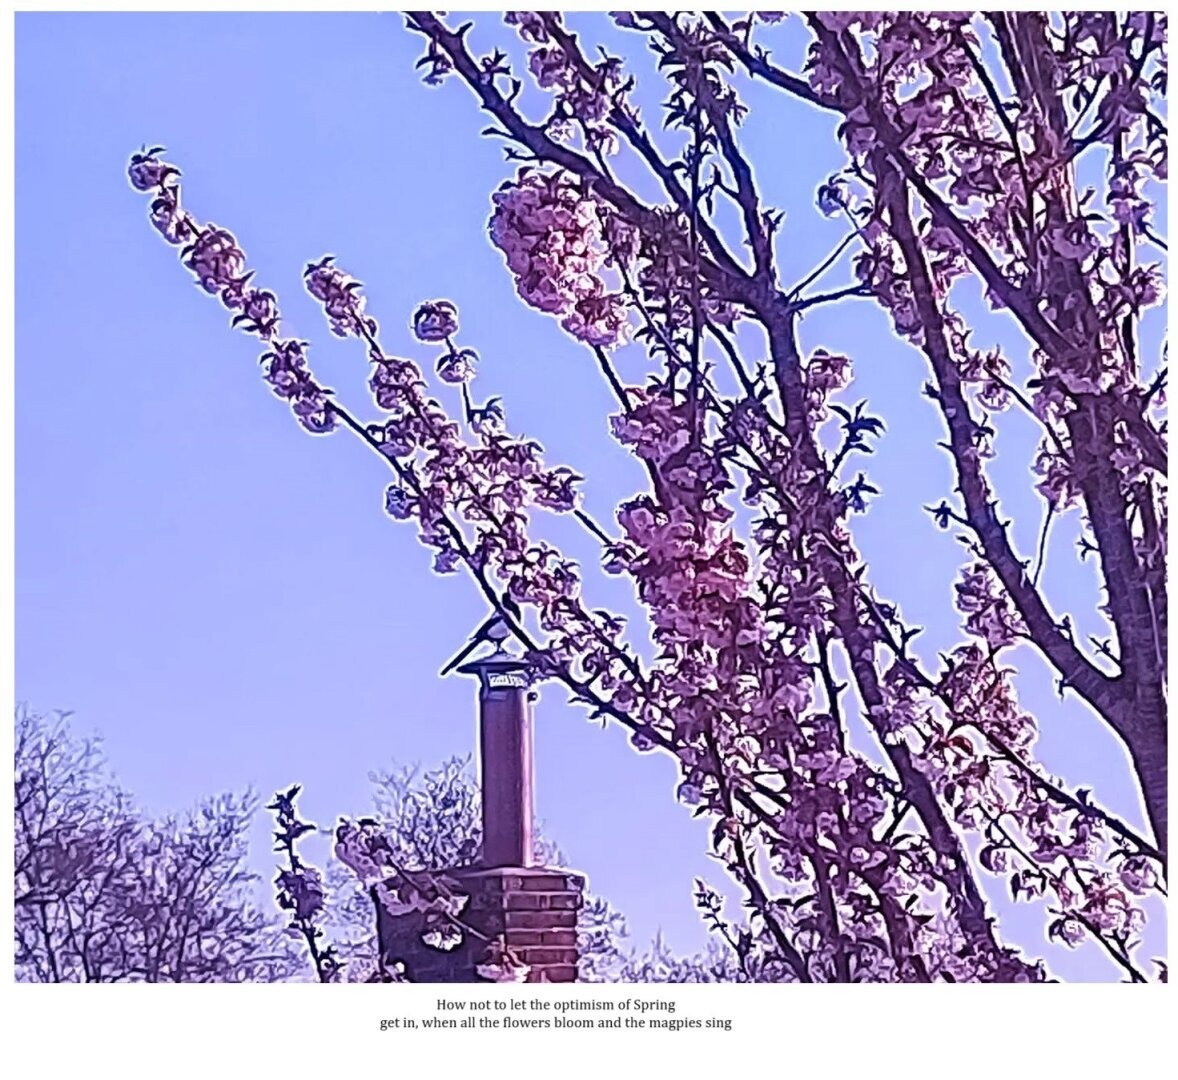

1119,856,1159,895
183,226,245,295
384,485,414,520
437,347,477,384
304,256,372,338
127,146,177,191
955,563,1026,648
412,300,459,343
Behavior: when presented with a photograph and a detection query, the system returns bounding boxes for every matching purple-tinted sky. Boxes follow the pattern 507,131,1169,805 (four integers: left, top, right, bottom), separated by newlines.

15,12,1165,979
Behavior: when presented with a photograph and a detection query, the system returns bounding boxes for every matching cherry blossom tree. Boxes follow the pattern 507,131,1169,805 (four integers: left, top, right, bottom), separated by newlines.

127,11,1167,982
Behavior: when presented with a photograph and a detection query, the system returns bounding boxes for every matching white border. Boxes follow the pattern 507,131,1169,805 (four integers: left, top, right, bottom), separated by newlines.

2,3,1173,1075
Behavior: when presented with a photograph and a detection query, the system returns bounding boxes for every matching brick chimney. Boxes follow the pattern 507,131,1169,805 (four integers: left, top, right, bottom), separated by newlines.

376,655,584,982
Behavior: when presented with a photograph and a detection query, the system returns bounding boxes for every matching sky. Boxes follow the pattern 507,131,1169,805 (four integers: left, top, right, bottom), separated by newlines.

15,12,1166,979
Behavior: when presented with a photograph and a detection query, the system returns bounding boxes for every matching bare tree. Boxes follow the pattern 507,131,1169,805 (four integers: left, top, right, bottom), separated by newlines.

13,706,297,983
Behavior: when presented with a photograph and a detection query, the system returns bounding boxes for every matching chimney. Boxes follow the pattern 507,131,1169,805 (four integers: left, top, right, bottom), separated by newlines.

374,652,584,982
461,657,535,868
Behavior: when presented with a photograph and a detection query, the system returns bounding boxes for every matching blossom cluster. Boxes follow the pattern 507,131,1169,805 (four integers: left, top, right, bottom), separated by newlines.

304,256,375,339
504,11,627,158
954,563,1027,650
804,348,853,422
489,169,631,347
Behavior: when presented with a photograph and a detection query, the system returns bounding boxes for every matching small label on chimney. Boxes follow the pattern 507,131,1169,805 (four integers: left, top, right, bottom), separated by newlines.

488,672,527,690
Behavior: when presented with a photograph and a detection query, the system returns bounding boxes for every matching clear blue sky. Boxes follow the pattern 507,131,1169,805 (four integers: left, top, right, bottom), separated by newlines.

15,12,1164,979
